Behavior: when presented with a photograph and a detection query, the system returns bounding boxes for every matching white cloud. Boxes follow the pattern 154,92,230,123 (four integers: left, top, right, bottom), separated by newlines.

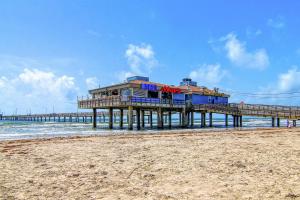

249,66,300,105
0,68,78,114
222,33,269,70
119,43,157,81
85,77,99,89
267,16,285,29
189,64,228,87
277,66,300,92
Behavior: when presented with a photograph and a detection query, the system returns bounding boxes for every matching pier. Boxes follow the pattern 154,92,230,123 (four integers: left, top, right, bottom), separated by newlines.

1,102,299,129
2,76,300,130
77,96,300,129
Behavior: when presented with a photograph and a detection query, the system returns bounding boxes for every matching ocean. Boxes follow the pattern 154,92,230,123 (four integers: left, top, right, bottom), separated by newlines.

0,117,289,141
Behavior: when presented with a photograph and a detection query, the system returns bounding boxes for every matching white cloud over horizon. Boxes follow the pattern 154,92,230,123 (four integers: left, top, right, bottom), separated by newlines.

241,66,300,105
189,64,228,87
85,77,100,89
0,68,79,114
276,66,300,92
221,33,269,70
118,43,158,81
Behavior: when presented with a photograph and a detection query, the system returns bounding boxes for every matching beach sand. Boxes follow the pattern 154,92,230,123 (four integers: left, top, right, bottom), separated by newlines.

0,128,300,199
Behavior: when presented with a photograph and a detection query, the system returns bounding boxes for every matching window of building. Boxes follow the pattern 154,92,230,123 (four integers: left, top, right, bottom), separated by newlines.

148,91,159,98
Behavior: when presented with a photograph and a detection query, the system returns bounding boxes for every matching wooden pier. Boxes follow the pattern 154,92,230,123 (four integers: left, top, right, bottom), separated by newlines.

77,96,300,129
2,98,300,129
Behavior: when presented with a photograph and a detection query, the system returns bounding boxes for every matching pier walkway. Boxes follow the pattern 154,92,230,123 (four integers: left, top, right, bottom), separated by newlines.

2,97,299,130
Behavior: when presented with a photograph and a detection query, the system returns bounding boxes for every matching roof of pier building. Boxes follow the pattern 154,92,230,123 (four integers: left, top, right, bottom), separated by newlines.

89,76,229,97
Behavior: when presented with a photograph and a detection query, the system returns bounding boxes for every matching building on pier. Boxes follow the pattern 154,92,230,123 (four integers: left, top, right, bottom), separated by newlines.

78,76,230,129
88,76,229,105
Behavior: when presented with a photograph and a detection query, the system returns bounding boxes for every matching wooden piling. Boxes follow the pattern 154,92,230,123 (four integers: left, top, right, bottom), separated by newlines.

119,109,123,128
225,114,228,127
239,116,242,127
168,111,172,128
109,108,113,129
201,112,206,127
157,108,163,129
149,111,153,128
136,108,141,130
128,106,133,130
190,112,194,127
209,112,213,127
93,108,97,128
141,110,145,128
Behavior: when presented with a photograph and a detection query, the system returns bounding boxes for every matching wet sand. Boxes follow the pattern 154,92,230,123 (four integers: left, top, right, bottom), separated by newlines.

0,128,300,199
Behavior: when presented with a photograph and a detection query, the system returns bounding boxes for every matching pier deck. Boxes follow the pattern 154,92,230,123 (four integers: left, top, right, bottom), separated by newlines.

2,98,300,129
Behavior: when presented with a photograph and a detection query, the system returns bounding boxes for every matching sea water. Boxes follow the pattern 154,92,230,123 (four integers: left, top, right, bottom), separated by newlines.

0,116,290,141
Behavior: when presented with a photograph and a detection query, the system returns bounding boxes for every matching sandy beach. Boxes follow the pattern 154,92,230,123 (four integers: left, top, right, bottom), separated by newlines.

0,128,300,199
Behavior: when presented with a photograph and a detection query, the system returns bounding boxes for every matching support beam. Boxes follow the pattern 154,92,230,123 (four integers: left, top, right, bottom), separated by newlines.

233,115,236,127
141,110,145,128
136,108,141,130
272,117,275,127
149,111,153,128
236,115,240,127
168,111,172,128
277,118,280,127
93,108,97,128
201,112,206,128
119,109,123,129
190,112,194,127
225,114,228,127
157,108,163,129
209,112,213,127
181,109,188,128
128,106,133,130
239,116,243,127
179,112,182,126
293,120,296,127
108,108,113,129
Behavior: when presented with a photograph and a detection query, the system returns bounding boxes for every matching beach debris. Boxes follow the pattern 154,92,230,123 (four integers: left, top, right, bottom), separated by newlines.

127,167,138,179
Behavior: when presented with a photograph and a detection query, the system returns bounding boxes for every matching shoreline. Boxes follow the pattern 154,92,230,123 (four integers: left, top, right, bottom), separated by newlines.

0,126,296,143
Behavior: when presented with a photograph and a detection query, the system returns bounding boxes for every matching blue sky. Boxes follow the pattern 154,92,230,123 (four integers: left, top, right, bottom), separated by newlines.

1,0,300,114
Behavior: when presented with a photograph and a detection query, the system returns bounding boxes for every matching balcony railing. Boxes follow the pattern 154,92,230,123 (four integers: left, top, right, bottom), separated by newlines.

78,96,186,109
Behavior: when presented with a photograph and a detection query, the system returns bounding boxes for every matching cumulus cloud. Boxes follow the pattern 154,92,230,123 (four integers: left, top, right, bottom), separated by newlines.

119,43,157,81
0,68,78,114
221,33,269,70
189,64,228,87
250,66,300,105
277,66,300,92
267,16,285,29
85,77,99,89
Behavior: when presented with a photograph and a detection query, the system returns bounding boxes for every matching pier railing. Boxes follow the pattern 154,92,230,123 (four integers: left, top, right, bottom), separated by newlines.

78,96,185,109
194,103,300,119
